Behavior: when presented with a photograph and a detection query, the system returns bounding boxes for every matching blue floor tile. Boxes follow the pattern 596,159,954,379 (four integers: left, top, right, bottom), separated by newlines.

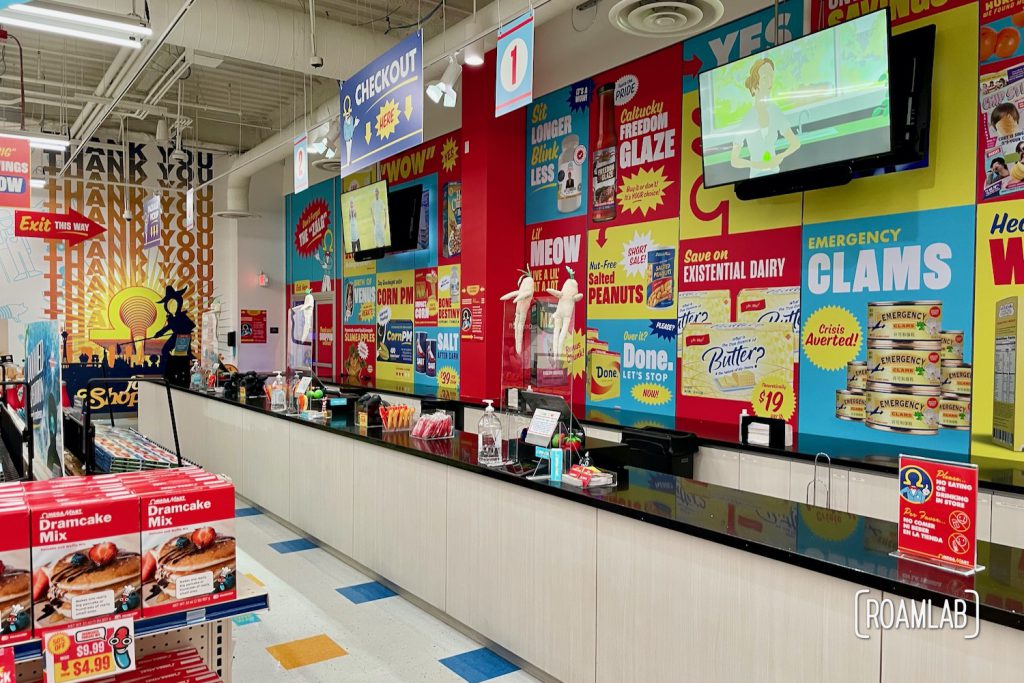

440,648,519,683
232,613,261,627
235,507,262,517
336,581,397,604
268,538,318,554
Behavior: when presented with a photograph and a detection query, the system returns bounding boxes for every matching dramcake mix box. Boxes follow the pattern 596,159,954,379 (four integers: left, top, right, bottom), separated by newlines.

30,492,142,636
0,496,32,645
679,322,795,401
138,477,236,617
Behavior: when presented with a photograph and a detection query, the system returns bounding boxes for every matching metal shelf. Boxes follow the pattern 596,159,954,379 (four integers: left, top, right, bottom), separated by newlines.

13,575,268,663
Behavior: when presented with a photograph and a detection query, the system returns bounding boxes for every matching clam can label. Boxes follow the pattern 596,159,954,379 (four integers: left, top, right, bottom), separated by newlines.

646,248,675,309
939,396,971,430
867,301,942,341
940,330,964,362
866,346,942,387
865,388,940,434
835,390,866,421
847,362,868,391
941,363,972,397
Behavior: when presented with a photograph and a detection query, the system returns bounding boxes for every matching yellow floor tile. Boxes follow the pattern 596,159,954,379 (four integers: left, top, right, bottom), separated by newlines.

244,572,265,587
266,634,348,670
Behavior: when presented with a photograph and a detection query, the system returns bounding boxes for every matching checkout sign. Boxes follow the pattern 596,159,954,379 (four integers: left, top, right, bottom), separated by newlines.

0,136,31,208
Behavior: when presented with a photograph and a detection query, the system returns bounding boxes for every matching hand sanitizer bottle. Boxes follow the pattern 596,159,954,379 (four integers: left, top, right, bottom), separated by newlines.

477,400,503,466
190,360,202,391
270,372,287,412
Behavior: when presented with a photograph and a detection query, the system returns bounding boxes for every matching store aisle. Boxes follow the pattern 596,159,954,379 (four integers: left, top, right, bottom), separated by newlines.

231,498,540,683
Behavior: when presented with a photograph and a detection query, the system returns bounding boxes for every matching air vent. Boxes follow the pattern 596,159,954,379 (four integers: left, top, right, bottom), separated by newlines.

608,0,723,38
312,157,341,172
213,209,259,219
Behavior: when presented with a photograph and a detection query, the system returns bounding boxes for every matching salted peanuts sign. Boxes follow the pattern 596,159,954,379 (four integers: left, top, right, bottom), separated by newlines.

897,455,979,571
0,136,30,208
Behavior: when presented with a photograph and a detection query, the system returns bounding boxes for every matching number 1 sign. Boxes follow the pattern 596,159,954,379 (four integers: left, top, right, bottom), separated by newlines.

495,8,534,117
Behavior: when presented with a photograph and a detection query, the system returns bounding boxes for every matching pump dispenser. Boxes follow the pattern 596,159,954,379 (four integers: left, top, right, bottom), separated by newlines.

270,372,287,412
477,400,503,466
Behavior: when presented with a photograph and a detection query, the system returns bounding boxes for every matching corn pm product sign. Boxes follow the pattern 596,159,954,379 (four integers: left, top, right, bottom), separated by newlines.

376,269,415,383
974,201,1024,461
799,206,975,459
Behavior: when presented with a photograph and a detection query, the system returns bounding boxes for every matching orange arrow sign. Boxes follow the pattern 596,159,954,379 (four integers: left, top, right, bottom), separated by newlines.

15,209,106,245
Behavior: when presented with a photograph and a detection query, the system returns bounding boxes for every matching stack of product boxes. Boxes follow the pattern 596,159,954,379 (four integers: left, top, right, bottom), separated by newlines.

94,648,223,682
0,467,235,645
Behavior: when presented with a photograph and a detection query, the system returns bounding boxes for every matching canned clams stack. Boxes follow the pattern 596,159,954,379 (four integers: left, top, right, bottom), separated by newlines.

834,302,971,434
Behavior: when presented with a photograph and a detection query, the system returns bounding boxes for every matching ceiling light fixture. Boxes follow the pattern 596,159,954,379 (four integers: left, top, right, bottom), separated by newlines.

0,1,151,49
0,130,70,150
426,55,462,108
463,38,485,66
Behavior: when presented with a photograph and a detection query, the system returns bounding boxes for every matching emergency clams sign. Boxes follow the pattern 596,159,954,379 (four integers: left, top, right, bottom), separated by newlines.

339,31,423,174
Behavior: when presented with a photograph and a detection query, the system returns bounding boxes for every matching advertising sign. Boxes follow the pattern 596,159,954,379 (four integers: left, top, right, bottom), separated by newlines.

240,309,267,344
414,267,439,326
342,325,376,385
0,135,30,208
343,274,376,325
496,9,535,116
897,455,978,571
339,31,423,174
142,194,161,250
287,180,337,290
314,300,335,380
43,617,136,683
25,320,63,479
294,131,309,194
973,201,1024,458
979,0,1024,202
14,210,106,244
414,327,459,397
587,218,677,320
525,85,590,224
799,206,975,458
437,264,461,327
589,47,681,230
811,0,973,31
376,269,414,383
676,225,802,429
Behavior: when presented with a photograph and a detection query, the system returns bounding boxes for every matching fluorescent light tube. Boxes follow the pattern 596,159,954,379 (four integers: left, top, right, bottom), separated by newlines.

9,1,152,36
0,12,145,49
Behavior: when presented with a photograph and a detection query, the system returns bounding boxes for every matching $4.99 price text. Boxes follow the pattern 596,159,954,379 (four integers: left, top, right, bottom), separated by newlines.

58,654,113,683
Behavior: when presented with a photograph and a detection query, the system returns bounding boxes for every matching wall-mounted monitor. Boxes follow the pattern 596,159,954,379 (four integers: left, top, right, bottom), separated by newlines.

342,180,391,255
698,11,892,194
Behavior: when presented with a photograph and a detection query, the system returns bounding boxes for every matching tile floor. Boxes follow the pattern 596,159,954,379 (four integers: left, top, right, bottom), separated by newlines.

231,498,540,682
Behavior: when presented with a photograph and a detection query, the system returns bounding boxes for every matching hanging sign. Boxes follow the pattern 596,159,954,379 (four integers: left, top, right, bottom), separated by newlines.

43,618,136,683
495,8,535,117
0,135,30,208
143,194,161,250
294,131,309,194
15,209,105,244
339,30,423,174
896,455,980,572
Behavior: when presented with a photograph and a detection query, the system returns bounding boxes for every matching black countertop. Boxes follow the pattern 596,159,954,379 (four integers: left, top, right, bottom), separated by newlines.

326,380,1024,495
172,387,1024,632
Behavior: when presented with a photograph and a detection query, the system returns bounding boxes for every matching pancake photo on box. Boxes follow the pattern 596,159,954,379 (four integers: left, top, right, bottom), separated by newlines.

145,526,236,604
35,542,141,625
0,559,31,636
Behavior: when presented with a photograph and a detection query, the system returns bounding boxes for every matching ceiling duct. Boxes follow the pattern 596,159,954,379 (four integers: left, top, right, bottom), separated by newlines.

607,0,723,38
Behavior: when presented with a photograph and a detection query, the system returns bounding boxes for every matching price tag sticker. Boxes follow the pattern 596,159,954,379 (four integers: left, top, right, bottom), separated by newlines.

0,646,14,683
752,378,795,421
44,617,136,683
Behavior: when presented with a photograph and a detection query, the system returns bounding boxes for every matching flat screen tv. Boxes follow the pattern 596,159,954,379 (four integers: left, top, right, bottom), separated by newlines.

698,11,892,195
387,183,424,254
342,180,391,255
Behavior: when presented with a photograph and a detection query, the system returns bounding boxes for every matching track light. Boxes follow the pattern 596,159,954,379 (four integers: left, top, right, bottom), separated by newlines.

426,56,462,108
155,119,169,145
464,39,485,67
30,178,45,189
0,0,151,49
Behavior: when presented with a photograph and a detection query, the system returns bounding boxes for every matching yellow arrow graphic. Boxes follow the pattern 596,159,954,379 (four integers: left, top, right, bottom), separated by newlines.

404,95,414,120
364,122,372,144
